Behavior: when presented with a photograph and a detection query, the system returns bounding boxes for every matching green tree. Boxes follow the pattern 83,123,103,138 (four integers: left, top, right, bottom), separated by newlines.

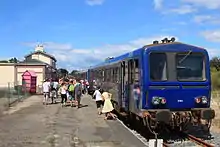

8,57,18,63
57,68,69,78
70,70,79,76
0,60,8,63
210,57,220,71
210,56,220,90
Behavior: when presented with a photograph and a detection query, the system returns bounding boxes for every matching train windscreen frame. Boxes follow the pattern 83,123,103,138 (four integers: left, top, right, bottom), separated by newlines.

149,51,206,82
149,52,168,81
176,52,206,81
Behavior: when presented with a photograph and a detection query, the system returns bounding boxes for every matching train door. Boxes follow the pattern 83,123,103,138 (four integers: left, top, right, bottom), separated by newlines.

120,59,140,112
128,59,140,113
121,61,129,111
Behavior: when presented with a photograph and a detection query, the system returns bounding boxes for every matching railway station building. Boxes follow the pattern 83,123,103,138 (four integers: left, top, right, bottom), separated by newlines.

0,45,57,93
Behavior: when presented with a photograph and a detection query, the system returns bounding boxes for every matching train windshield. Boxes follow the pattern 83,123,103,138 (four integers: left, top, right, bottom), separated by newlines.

176,52,205,81
149,53,167,81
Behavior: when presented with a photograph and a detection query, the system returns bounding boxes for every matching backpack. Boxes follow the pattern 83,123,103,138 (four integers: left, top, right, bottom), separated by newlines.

68,84,74,92
99,88,104,94
75,83,82,96
50,82,55,90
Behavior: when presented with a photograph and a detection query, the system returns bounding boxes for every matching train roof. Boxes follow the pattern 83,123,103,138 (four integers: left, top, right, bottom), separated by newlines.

90,42,206,69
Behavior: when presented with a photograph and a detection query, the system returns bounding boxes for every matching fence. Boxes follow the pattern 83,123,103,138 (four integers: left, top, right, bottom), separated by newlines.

0,82,31,109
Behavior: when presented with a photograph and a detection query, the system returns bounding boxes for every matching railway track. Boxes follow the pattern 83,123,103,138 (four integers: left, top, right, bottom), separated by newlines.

162,133,215,147
116,111,215,147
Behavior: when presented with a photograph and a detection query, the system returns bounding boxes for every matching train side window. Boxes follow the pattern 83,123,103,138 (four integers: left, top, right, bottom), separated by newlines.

128,59,139,84
102,70,105,82
108,68,112,82
116,67,119,83
113,67,119,83
112,68,115,82
106,69,109,82
98,70,102,82
104,69,107,82
134,59,139,83
110,68,113,82
110,68,114,82
128,60,133,84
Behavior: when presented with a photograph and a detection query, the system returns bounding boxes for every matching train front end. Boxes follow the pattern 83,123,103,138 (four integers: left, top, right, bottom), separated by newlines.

143,42,215,131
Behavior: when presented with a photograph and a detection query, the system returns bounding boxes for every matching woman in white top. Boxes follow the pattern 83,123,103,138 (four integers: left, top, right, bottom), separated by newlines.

59,83,67,107
93,86,103,115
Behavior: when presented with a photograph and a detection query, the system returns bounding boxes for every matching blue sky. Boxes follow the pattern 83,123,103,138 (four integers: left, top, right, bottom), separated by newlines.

1,0,220,71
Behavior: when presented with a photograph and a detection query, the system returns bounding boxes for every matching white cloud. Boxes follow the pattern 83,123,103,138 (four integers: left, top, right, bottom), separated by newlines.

161,28,177,32
182,0,220,9
165,5,197,14
85,0,105,6
160,0,220,15
175,22,188,25
22,35,220,70
153,0,163,10
207,48,220,58
193,15,220,24
201,30,220,43
22,35,177,70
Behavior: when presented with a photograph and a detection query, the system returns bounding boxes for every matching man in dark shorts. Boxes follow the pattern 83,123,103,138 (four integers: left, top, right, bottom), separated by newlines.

68,80,75,107
74,79,82,109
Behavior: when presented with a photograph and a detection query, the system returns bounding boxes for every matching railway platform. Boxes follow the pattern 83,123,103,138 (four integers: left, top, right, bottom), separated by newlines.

0,94,147,147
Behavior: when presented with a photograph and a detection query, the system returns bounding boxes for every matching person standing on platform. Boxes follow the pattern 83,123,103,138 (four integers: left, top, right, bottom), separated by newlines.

50,79,59,104
42,79,51,105
59,82,68,107
68,80,75,107
93,86,104,115
74,79,82,109
102,92,117,120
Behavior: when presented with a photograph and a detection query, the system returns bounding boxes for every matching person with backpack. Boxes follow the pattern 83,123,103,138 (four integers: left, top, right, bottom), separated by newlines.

50,79,59,104
68,80,75,107
42,79,51,105
74,79,82,109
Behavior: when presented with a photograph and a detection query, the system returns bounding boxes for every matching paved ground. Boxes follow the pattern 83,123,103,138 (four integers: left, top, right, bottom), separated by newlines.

0,94,146,147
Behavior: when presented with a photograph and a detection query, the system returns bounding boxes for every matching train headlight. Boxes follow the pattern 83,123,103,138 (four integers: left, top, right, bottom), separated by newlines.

160,97,166,104
152,96,166,105
152,97,160,105
201,96,208,104
195,97,201,104
195,96,208,104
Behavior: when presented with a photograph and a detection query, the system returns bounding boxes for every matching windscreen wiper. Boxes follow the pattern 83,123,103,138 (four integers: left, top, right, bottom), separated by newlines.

176,66,192,70
178,50,192,64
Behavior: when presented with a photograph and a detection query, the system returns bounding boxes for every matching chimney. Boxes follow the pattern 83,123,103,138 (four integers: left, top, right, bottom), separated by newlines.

35,44,44,52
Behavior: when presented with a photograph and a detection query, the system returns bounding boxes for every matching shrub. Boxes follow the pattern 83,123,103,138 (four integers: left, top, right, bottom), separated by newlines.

211,71,220,90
